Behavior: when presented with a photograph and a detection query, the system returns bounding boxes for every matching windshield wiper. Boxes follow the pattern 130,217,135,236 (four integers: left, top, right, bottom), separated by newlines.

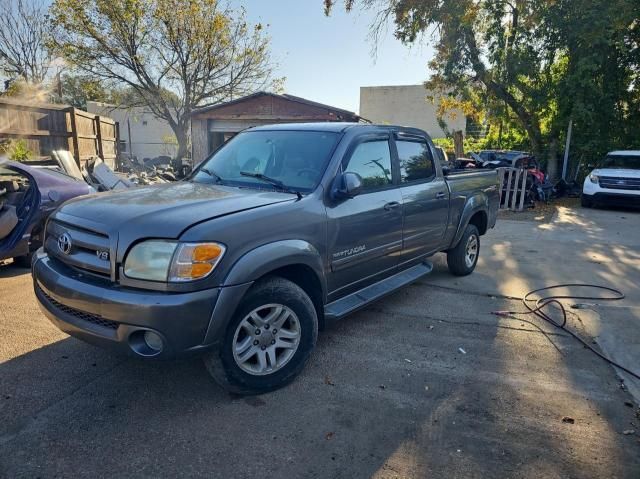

199,167,222,183
240,171,302,199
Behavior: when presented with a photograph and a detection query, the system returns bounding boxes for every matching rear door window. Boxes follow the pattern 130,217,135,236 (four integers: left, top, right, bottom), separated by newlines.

397,140,435,183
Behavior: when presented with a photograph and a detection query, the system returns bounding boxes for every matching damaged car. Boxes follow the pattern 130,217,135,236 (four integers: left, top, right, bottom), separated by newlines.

0,159,92,266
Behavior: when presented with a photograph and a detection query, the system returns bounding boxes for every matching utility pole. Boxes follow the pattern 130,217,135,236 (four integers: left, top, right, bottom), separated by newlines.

561,119,572,180
127,117,133,157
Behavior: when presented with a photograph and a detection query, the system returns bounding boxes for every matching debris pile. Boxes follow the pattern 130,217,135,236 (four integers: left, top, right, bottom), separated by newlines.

51,150,189,191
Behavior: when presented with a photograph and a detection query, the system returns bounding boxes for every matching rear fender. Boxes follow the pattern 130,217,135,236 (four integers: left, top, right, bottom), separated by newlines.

450,195,488,248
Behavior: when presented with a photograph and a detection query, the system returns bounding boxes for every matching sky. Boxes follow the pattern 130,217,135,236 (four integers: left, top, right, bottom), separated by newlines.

235,1,435,113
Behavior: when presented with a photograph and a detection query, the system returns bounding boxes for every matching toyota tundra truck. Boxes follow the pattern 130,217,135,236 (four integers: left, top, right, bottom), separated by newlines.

32,123,499,394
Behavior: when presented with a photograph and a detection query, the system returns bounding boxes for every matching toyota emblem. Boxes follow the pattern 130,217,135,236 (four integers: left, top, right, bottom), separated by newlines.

57,233,72,255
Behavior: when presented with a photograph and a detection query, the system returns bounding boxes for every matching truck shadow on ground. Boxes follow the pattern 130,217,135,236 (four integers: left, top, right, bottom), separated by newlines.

1,258,638,478
0,261,30,279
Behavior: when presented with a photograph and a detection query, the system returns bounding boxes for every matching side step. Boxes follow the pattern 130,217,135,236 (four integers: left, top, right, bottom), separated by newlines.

324,261,433,320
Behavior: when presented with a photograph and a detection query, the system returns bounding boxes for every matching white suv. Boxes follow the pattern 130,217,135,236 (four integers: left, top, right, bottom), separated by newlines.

582,150,640,208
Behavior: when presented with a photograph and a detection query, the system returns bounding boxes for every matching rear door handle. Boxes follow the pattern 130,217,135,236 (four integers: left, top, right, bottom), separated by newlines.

383,201,400,211
435,192,446,199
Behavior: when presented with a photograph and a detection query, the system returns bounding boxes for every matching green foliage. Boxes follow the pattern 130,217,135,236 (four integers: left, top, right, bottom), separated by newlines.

327,0,640,177
59,75,110,109
432,137,488,157
0,139,32,161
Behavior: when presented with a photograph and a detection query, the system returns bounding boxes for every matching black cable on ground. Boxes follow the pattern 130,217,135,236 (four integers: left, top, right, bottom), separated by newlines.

492,283,640,381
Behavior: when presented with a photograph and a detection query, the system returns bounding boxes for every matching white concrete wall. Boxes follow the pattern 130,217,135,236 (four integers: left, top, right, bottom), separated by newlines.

359,85,466,139
86,101,178,159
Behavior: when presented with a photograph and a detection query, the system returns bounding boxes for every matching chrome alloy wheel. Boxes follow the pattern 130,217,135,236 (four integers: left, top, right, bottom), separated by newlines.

232,304,301,376
465,234,479,269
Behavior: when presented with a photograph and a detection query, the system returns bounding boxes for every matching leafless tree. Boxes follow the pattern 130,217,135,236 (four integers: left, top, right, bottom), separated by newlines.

0,0,52,83
50,0,277,161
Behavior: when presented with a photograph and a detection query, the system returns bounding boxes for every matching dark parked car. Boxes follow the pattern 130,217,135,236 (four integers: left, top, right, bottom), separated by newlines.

33,123,499,394
0,160,92,266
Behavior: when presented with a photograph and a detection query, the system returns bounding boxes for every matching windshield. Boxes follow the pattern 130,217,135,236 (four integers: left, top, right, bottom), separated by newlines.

600,154,640,170
191,130,340,192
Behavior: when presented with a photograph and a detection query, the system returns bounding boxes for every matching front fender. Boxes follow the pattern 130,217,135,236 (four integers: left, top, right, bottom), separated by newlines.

201,240,326,346
223,239,325,290
450,194,488,248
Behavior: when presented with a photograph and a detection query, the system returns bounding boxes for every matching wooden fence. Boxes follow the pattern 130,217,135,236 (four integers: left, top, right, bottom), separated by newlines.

0,98,118,169
497,167,528,211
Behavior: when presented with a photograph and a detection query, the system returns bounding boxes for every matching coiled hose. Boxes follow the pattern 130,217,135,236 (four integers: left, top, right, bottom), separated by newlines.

493,283,640,380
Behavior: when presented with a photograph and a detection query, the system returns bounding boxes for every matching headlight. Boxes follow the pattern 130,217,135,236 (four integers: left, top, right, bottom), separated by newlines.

124,240,177,281
589,174,599,184
124,241,225,282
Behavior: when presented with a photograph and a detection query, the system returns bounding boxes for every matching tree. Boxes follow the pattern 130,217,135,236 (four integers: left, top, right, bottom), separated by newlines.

548,0,640,167
325,0,549,157
49,0,276,160
58,74,111,109
325,0,640,176
0,0,52,84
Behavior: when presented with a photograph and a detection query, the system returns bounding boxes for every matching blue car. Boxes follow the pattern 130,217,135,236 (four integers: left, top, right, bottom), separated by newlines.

0,160,92,266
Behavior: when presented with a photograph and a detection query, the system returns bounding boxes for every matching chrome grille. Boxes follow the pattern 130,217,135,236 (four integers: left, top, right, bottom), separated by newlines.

598,176,640,191
45,219,111,277
38,285,119,330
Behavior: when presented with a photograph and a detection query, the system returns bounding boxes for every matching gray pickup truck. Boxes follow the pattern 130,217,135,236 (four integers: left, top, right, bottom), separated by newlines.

33,123,498,394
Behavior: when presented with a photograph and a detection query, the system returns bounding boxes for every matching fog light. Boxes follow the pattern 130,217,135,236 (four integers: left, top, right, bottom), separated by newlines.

143,331,164,352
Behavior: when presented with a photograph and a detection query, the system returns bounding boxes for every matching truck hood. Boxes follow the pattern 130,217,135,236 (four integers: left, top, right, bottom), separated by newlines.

55,181,295,239
592,168,640,178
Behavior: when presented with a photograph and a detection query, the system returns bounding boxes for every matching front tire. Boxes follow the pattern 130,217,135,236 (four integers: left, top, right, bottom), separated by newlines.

13,251,34,269
447,224,480,276
581,194,593,208
203,277,318,395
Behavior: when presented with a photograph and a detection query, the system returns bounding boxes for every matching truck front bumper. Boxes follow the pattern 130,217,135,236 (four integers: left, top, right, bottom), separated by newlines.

33,253,225,359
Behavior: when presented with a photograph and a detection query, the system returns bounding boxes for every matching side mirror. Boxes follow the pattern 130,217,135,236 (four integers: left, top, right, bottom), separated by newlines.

333,172,363,199
442,165,450,176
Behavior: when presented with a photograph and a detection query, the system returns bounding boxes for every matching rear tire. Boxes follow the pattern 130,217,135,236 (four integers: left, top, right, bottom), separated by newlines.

203,277,318,395
447,224,480,276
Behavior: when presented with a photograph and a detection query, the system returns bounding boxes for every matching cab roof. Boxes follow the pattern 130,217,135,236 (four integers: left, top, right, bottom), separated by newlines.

247,122,429,138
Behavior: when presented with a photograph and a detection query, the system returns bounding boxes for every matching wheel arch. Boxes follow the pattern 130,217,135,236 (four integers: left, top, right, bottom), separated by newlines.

254,263,325,330
468,210,488,235
450,195,489,248
203,240,327,345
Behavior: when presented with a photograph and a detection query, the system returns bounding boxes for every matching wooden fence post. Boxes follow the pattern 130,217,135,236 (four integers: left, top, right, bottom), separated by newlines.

67,107,81,167
95,115,104,160
518,168,527,211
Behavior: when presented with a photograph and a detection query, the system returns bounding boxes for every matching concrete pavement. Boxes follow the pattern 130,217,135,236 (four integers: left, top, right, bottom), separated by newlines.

0,204,639,478
429,204,640,400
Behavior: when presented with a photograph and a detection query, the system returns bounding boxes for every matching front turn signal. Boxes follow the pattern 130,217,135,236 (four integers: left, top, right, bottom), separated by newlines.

168,242,226,282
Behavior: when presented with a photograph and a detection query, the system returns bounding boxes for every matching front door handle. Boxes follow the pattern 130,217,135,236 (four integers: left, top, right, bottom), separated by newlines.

435,192,446,199
383,201,400,211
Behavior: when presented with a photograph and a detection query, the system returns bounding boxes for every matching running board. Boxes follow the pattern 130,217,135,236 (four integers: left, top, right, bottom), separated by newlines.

324,261,433,320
